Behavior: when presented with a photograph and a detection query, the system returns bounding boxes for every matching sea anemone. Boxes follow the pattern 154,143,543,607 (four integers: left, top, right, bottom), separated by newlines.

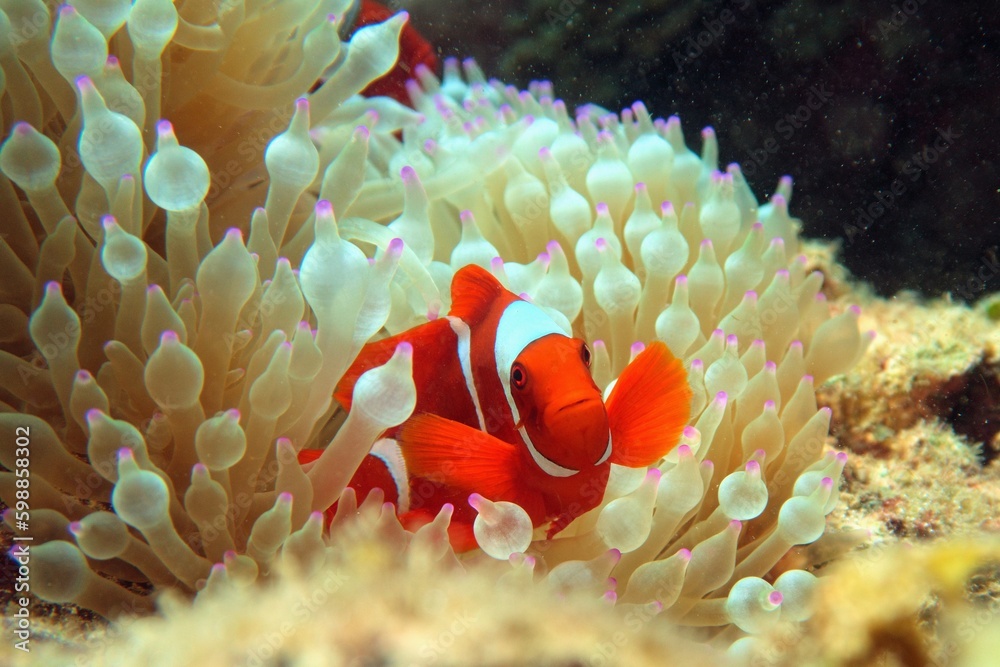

0,0,871,657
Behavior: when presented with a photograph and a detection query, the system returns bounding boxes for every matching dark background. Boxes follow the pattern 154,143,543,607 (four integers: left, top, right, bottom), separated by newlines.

400,0,1000,302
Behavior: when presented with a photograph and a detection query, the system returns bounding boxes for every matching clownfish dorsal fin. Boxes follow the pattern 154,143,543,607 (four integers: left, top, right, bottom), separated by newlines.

397,413,521,500
448,264,514,325
606,341,692,467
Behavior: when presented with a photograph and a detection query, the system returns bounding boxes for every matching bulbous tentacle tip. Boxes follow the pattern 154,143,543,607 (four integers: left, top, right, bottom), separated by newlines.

74,74,95,91
159,330,181,345
387,237,405,257
315,199,334,216
223,227,245,243
155,118,174,137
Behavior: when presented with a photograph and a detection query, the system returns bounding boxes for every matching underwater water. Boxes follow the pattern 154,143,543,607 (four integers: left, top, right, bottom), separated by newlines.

410,0,1000,301
0,1,998,666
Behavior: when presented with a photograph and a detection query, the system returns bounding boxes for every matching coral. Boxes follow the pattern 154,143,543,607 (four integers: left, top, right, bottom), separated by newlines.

763,293,1000,667
820,295,1000,542
771,537,1000,667
0,0,872,659
8,530,722,666
822,295,1000,447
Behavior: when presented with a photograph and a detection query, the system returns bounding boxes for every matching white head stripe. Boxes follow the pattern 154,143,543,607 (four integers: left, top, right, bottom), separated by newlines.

495,300,579,477
494,300,564,384
596,436,612,465
521,427,579,477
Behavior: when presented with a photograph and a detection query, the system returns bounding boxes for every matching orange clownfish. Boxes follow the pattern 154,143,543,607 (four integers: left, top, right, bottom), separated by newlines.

353,0,439,105
300,265,691,550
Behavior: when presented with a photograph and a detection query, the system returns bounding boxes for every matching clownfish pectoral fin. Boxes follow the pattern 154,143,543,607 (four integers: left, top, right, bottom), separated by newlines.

606,341,692,468
447,264,512,325
334,318,454,412
397,414,520,501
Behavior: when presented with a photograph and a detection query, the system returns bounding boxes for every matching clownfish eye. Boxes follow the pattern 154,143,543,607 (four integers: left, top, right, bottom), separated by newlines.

511,363,528,389
580,343,592,367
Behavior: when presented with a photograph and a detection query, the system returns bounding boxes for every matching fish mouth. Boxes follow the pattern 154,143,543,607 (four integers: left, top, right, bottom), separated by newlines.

556,396,602,414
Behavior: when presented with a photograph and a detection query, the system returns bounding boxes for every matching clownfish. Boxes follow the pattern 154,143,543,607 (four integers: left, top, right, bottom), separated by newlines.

300,265,691,550
316,2,439,107
354,0,439,105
